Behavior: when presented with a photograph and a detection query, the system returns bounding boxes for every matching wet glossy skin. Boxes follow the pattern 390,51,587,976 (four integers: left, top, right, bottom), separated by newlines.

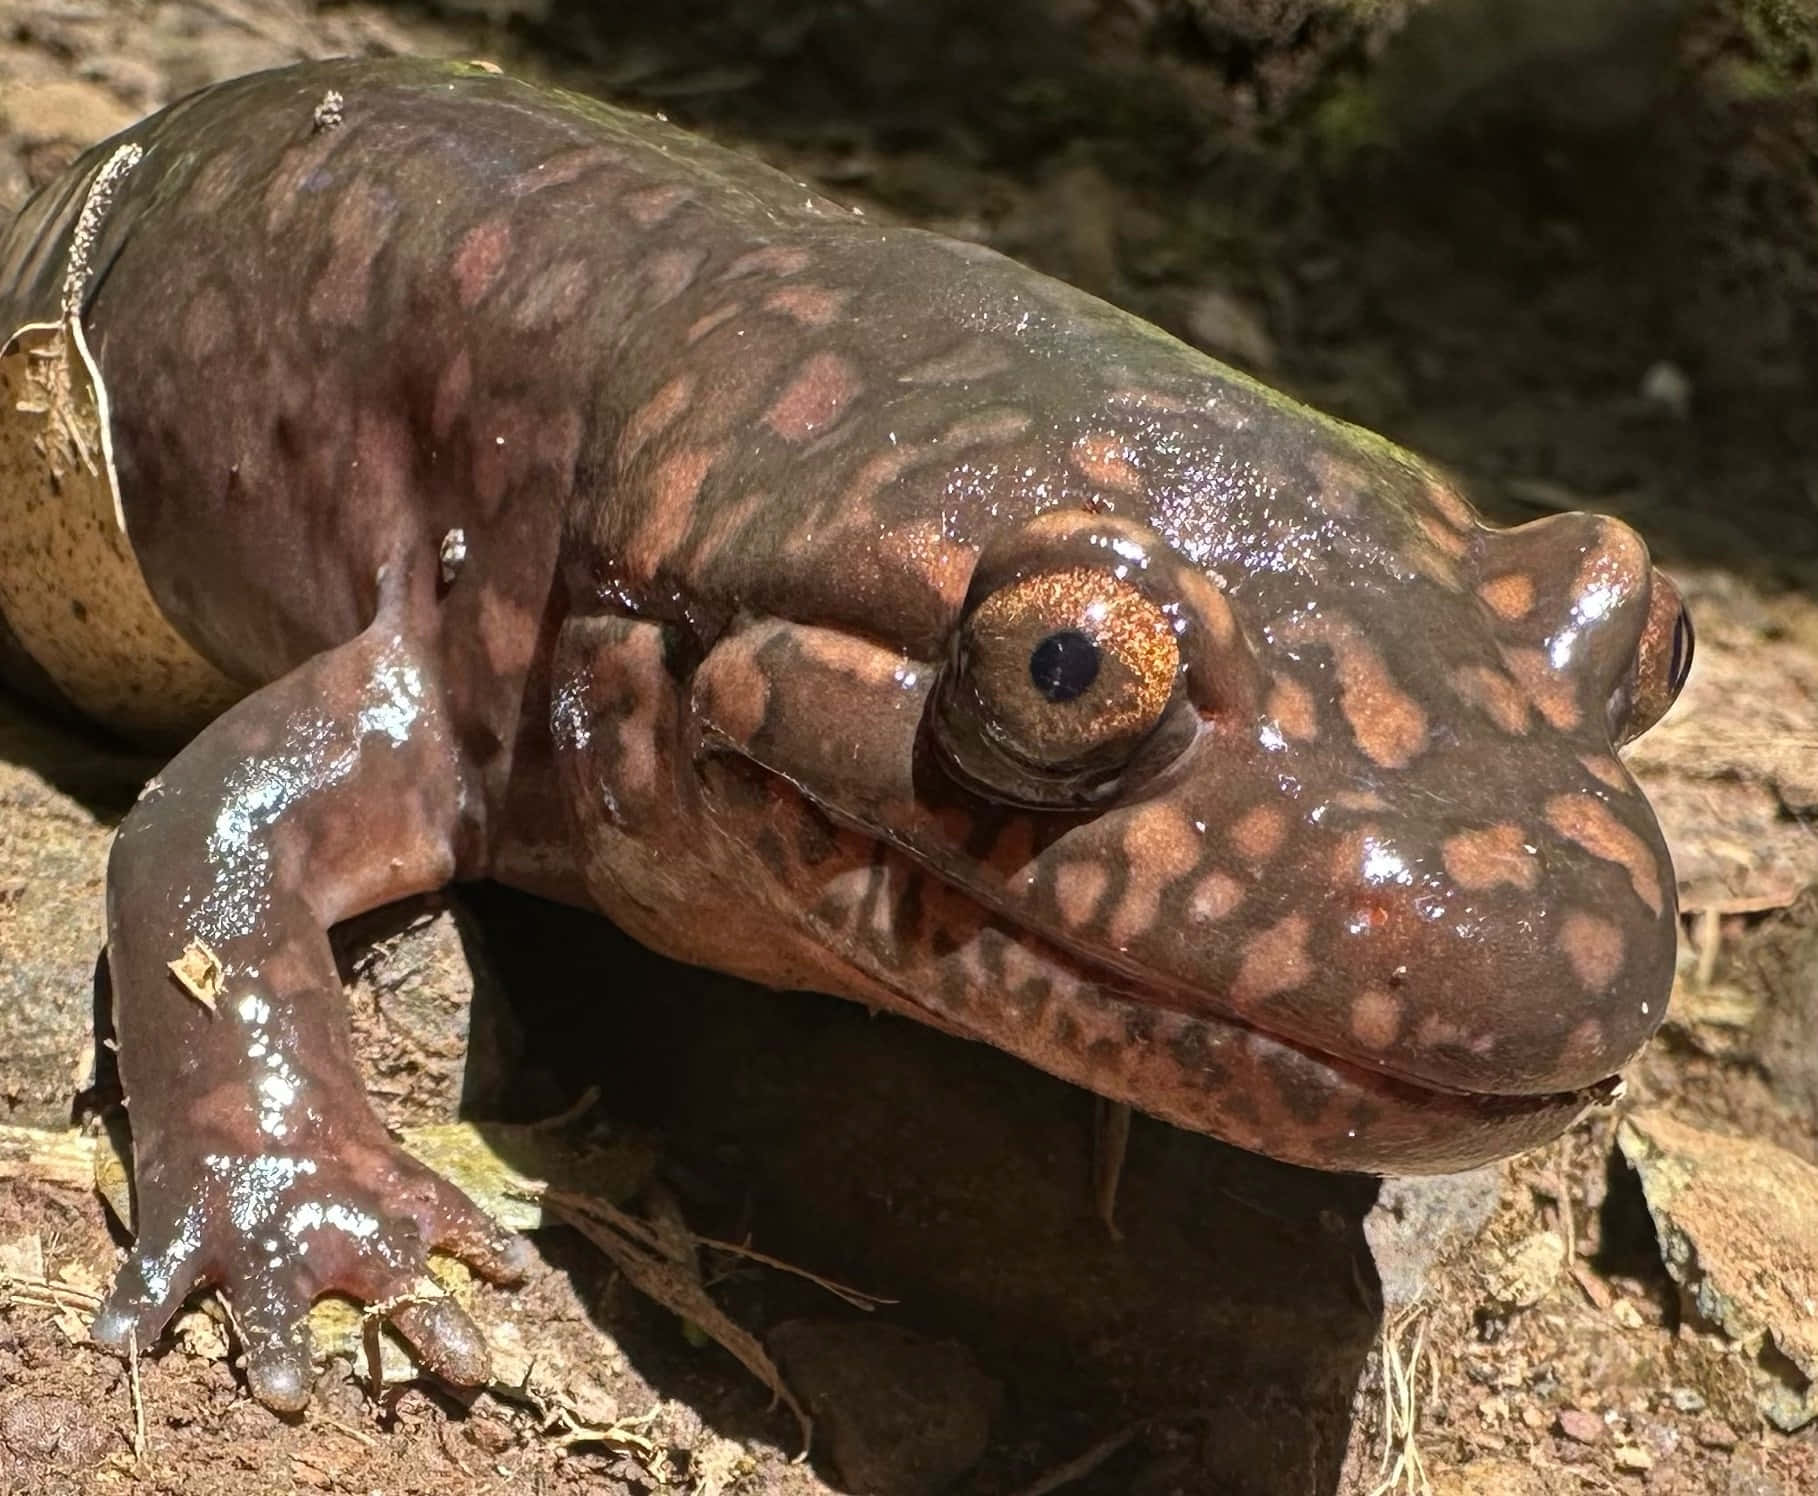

0,59,1691,1410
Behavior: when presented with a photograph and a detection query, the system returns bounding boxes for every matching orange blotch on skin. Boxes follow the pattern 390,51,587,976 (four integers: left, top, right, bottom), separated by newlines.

1229,805,1287,862
620,375,694,468
941,409,1032,449
1178,570,1238,650
696,633,773,747
686,487,769,576
1424,476,1478,531
1107,387,1192,415
613,628,669,803
181,287,234,362
1232,915,1312,1004
1187,871,1243,923
1414,1013,1469,1050
476,589,537,678
1333,637,1428,768
1450,665,1531,736
902,338,1013,385
1559,911,1625,992
1350,986,1402,1051
622,183,693,227
308,181,389,328
641,246,705,307
1106,802,1203,947
510,145,623,196
432,350,474,442
1327,827,1371,884
1276,616,1425,766
1579,754,1629,791
1418,510,1469,560
722,245,812,280
452,217,512,308
878,521,978,614
1546,794,1666,916
1021,509,1103,547
626,446,719,584
1053,862,1109,928
763,285,851,327
1070,432,1143,493
1267,677,1318,742
1479,573,1536,621
514,258,590,330
1308,453,1365,519
844,447,925,511
1558,1017,1608,1076
1411,547,1463,592
1503,647,1582,732
800,628,908,691
262,134,340,237
1573,525,1650,604
686,303,742,343
765,352,861,442
1442,824,1540,892
536,404,585,480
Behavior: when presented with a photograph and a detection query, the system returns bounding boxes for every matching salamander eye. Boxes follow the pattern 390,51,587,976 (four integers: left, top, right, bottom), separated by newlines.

935,566,1185,806
1616,572,1693,743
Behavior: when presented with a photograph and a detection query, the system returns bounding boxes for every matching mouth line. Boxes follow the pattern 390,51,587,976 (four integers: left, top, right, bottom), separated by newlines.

981,902,1614,1113
844,818,1609,1114
715,749,1611,1116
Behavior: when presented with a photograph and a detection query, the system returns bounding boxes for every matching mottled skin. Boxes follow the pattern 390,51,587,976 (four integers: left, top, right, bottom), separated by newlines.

0,60,1692,1409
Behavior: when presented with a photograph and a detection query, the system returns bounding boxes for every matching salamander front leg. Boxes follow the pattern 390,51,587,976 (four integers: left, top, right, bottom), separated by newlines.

88,619,528,1410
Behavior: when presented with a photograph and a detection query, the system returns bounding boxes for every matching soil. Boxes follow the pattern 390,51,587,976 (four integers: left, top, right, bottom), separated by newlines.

3,1,1818,1493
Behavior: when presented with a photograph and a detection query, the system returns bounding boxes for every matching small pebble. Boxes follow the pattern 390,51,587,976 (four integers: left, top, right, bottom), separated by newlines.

1639,360,1691,418
1556,1408,1605,1444
439,528,468,585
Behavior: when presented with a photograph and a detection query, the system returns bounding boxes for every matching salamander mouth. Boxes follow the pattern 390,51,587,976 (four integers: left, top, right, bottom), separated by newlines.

691,741,1611,1173
781,793,1612,1174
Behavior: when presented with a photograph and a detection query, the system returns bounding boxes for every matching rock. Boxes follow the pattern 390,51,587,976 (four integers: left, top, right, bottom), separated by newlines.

769,1320,999,1496
1555,1408,1603,1445
1619,1110,1818,1432
0,80,134,149
336,895,522,1129
1484,1230,1565,1311
1364,1167,1504,1315
1184,286,1277,371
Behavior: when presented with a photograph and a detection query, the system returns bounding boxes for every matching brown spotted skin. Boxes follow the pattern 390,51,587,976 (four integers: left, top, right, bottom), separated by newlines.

0,60,1687,1404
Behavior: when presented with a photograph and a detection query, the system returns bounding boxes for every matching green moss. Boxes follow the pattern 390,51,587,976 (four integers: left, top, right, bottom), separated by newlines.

1736,0,1818,93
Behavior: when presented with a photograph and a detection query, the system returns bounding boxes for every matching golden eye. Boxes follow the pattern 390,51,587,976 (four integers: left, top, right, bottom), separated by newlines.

953,566,1181,779
1618,571,1694,743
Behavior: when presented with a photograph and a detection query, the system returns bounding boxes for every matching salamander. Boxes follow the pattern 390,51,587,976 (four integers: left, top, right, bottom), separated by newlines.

0,58,1693,1411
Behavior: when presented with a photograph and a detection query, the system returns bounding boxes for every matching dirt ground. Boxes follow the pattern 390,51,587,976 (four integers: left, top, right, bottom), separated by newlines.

2,0,1818,1493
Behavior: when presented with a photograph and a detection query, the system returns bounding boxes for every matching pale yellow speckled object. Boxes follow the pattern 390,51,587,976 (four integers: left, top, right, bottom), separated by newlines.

0,313,241,739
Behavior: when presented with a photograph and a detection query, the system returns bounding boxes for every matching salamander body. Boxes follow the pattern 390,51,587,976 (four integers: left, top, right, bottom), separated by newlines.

0,58,1692,1409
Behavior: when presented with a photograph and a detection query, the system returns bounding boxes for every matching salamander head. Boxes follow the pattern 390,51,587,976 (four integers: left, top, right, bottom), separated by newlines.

577,236,1689,1174
674,417,1687,1174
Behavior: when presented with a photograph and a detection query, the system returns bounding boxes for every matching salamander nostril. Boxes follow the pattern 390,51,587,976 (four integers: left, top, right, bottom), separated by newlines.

1029,629,1101,702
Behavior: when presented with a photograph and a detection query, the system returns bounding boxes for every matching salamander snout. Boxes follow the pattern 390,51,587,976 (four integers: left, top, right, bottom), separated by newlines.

1472,511,1693,749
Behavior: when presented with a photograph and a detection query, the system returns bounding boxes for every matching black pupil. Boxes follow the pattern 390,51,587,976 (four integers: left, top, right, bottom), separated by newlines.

1670,609,1695,691
1029,630,1101,703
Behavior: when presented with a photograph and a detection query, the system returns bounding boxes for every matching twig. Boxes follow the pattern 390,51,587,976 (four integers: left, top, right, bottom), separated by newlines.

128,1329,147,1461
1006,1421,1147,1496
